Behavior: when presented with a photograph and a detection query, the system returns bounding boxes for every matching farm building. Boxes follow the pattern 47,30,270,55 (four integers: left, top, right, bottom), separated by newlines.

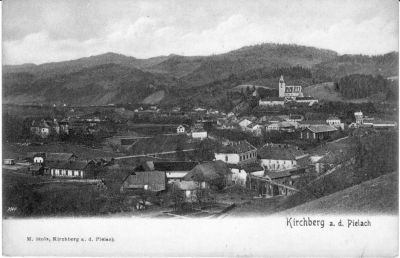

184,161,232,189
300,125,338,140
121,171,166,192
48,160,95,178
3,159,15,165
153,161,199,184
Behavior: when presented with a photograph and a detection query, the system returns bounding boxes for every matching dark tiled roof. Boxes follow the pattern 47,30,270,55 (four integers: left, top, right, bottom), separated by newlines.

48,160,89,170
265,171,292,179
299,120,326,125
260,97,285,101
218,141,256,154
123,171,166,192
29,165,43,172
258,144,305,160
154,161,199,171
307,125,337,133
242,163,264,172
184,161,231,182
295,97,317,100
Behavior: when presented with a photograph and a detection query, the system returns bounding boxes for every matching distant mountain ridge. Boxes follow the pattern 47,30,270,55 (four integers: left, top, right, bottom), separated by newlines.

3,43,398,106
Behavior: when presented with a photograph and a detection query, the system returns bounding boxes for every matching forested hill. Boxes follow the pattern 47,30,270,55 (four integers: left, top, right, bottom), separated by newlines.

2,43,398,107
312,52,398,80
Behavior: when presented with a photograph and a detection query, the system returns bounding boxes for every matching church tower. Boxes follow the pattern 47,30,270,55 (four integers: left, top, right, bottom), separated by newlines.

279,75,286,97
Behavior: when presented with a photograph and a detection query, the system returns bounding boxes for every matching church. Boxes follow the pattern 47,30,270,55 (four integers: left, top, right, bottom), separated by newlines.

278,75,303,98
259,75,318,107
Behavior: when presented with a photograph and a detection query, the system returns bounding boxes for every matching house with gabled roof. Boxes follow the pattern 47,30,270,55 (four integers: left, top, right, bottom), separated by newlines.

300,125,338,140
258,143,307,172
184,161,232,189
121,171,166,192
152,161,199,184
215,140,257,165
48,160,96,178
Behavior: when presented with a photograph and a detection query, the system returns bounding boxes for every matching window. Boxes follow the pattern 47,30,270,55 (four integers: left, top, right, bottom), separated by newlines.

225,155,228,162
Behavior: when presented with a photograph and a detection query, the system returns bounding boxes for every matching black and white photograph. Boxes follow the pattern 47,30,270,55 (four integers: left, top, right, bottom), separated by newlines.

1,0,399,256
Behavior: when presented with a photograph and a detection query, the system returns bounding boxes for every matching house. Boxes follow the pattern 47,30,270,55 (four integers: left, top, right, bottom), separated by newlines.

292,97,319,106
176,125,186,134
30,119,61,138
246,123,263,136
266,123,280,131
33,153,46,164
258,143,307,171
259,97,285,106
300,125,338,140
28,164,45,176
191,128,208,140
191,123,208,140
152,161,199,184
215,140,257,165
30,120,51,138
279,121,298,132
242,162,265,177
287,114,304,122
121,171,166,192
298,120,327,129
264,171,293,187
372,120,397,130
228,164,247,186
3,159,15,165
247,173,297,197
238,119,252,129
172,181,200,203
48,160,95,178
354,111,363,125
59,120,70,134
184,161,232,189
326,117,344,130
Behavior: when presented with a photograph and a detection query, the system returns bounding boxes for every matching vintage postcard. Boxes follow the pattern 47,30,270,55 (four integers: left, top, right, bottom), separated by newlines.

1,0,398,256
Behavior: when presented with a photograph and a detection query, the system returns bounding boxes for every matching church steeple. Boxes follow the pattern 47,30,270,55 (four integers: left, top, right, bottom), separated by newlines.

279,75,286,97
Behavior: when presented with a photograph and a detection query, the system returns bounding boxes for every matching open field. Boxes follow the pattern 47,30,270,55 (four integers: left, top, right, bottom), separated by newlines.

3,141,122,160
303,82,387,103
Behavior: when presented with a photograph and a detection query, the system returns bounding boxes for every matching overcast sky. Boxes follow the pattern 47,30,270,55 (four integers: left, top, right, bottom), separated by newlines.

3,0,398,65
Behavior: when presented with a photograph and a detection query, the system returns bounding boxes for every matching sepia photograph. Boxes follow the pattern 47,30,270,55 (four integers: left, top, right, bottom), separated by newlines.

1,0,398,256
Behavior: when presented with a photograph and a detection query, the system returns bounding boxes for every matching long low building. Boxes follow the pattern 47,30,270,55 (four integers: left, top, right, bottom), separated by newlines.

300,125,337,140
48,160,95,178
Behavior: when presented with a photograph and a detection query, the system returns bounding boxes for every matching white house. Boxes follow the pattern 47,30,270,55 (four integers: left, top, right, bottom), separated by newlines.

215,141,257,165
354,111,363,125
33,156,44,164
258,143,307,171
49,161,93,178
266,123,280,131
192,130,208,140
239,119,252,129
176,125,186,134
249,124,263,136
229,165,247,186
292,97,319,106
326,117,344,130
259,97,285,106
